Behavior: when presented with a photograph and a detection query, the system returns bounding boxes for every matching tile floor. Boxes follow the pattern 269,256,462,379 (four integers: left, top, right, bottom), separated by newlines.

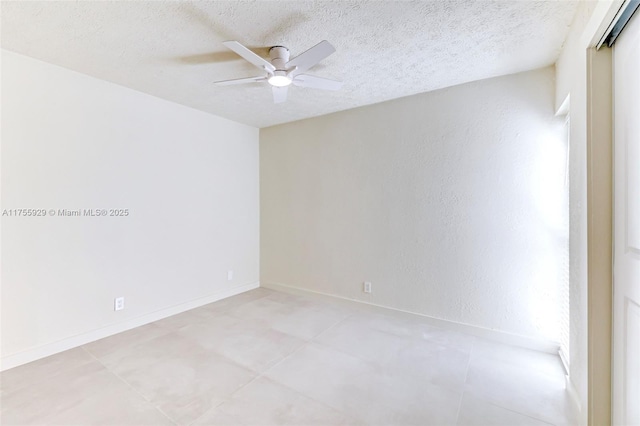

0,288,574,426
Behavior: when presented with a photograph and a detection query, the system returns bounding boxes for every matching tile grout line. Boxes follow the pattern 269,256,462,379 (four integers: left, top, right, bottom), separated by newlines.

78,291,274,426
185,344,306,426
255,375,363,425
253,314,363,423
186,310,355,426
306,311,355,342
308,319,471,424
467,392,560,426
253,313,365,423
266,309,352,372
0,351,94,396
481,397,557,426
182,297,301,425
80,346,179,426
179,299,283,425
457,343,560,426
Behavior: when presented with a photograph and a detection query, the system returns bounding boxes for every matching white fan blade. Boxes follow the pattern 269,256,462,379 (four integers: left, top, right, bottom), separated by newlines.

272,86,288,103
286,40,335,73
214,76,267,86
293,74,342,91
223,41,275,73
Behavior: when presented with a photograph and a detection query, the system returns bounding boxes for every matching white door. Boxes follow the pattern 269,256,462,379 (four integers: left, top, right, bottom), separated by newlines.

613,9,640,426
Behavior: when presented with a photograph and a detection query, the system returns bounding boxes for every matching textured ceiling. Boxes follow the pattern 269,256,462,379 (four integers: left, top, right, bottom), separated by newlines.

1,1,579,128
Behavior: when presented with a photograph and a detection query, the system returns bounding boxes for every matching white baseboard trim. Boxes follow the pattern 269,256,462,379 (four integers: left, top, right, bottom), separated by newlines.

262,281,560,354
565,375,584,424
0,281,260,372
559,347,570,375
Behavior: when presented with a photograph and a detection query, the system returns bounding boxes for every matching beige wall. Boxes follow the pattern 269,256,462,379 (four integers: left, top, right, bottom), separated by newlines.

261,67,567,346
1,50,260,367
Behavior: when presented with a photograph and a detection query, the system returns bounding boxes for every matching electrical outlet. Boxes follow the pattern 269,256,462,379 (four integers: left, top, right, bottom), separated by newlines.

227,270,234,281
363,281,372,293
114,297,125,311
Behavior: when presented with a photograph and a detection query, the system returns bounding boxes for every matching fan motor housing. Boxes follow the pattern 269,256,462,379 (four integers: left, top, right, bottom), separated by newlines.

269,46,290,70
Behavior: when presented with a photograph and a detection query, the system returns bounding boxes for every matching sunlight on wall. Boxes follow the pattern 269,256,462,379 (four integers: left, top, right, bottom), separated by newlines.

531,128,568,231
527,125,570,343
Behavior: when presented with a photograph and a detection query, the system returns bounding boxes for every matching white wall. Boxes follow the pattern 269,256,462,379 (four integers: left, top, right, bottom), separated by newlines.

261,67,568,345
555,2,595,417
0,50,260,367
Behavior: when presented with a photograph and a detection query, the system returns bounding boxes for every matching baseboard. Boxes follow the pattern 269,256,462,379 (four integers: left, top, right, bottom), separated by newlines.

0,281,260,372
565,374,584,424
262,281,560,354
559,347,570,375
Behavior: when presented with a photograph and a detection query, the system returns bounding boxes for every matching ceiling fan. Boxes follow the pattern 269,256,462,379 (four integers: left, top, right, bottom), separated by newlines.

214,40,342,103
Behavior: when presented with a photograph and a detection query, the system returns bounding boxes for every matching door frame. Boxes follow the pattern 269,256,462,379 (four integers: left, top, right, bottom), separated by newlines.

586,45,613,426
582,2,638,425
576,1,624,425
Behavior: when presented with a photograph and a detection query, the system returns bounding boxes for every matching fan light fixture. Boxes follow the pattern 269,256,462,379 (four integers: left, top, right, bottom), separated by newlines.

268,75,292,87
214,40,342,103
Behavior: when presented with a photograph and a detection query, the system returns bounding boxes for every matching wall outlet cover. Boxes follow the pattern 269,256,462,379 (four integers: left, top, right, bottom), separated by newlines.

363,282,372,293
114,297,125,311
